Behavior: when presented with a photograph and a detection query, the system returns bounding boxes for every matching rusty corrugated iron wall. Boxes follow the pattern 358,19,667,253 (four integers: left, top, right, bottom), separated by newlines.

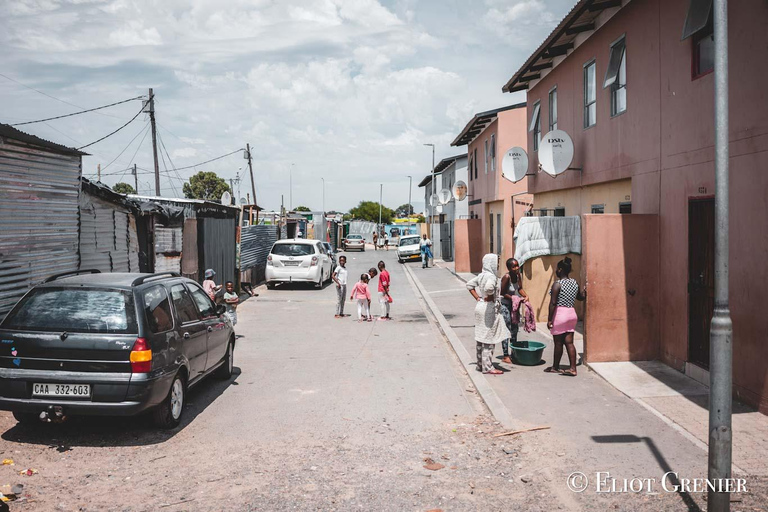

0,134,81,315
79,190,140,273
240,224,278,283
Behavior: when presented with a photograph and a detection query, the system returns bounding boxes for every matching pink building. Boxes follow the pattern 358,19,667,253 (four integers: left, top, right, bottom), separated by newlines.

503,0,768,412
450,104,532,273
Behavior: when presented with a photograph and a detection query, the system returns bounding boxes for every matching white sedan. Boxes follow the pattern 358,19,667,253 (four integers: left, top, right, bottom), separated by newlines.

397,235,422,263
266,239,333,289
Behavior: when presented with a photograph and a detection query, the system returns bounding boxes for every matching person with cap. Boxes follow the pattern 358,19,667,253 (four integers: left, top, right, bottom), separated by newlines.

203,269,222,301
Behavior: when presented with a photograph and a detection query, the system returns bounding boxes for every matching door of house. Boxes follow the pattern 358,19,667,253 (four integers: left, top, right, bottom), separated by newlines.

496,213,502,257
489,213,494,254
688,198,715,369
440,222,451,261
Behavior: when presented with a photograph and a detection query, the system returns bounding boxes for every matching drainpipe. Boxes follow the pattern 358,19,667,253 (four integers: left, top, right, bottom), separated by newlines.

708,0,733,510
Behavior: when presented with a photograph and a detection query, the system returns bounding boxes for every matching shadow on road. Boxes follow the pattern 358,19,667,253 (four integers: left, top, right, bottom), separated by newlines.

1,368,241,448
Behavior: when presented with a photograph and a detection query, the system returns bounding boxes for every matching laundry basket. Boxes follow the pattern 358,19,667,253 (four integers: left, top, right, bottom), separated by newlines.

510,340,546,366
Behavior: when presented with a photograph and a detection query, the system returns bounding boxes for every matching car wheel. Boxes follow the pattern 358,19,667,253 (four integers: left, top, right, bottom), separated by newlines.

215,339,234,380
266,282,275,290
315,274,323,289
153,372,185,429
13,411,39,424
398,258,403,264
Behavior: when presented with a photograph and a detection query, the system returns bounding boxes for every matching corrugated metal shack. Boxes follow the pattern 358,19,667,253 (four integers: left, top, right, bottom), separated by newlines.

0,124,86,316
79,178,141,273
130,196,239,286
240,224,278,285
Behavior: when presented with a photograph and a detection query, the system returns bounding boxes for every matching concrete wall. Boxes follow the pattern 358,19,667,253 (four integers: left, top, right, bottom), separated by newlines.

583,214,660,362
454,218,484,273
534,179,631,215
522,253,583,323
522,0,768,412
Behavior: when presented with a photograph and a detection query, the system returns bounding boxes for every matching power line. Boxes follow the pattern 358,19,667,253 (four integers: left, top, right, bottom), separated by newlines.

101,122,149,172
76,104,145,150
10,96,146,126
171,149,245,172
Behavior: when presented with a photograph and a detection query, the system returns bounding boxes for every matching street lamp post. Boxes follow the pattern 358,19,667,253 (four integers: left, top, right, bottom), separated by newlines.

378,184,383,226
406,175,413,218
321,177,325,214
708,0,733,510
423,143,436,250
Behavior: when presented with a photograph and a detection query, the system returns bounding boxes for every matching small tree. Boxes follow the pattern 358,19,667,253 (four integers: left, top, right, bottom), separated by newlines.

182,171,231,202
348,200,395,224
113,182,136,195
294,205,311,212
395,203,414,217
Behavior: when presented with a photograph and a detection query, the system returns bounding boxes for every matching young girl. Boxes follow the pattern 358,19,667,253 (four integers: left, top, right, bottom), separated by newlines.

350,274,372,322
222,281,239,326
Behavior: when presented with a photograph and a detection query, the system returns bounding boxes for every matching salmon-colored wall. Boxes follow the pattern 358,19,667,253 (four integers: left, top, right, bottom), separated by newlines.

522,253,583,323
454,219,483,273
523,0,768,412
583,214,660,362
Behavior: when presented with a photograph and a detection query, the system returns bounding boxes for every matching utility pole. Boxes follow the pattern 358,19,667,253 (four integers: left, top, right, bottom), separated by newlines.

708,0,733,510
97,164,101,182
290,164,293,210
407,175,413,218
378,184,383,226
423,143,436,246
321,177,325,214
132,164,138,193
246,143,257,221
148,88,160,196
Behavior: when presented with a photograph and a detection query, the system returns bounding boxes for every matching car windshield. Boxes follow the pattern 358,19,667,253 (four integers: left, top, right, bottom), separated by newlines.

400,237,420,246
347,235,362,240
1,287,138,334
271,243,315,256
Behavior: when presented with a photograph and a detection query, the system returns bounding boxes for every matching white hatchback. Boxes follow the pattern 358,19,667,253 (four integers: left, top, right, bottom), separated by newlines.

397,235,422,263
266,239,333,289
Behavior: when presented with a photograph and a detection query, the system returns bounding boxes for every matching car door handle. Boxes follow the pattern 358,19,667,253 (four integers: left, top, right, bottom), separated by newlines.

183,332,190,339
207,326,213,332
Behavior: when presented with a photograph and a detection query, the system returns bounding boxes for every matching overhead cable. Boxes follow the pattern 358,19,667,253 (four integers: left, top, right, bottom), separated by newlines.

10,96,146,126
76,104,145,150
171,148,245,171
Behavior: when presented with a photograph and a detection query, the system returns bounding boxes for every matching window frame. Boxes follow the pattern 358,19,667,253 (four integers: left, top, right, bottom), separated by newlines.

529,100,541,152
548,86,558,131
484,139,489,174
619,202,632,214
142,284,175,334
606,36,627,117
468,152,474,181
553,207,565,217
583,59,597,129
692,20,714,79
490,134,496,172
170,282,202,325
591,204,605,214
473,148,478,179
187,282,218,319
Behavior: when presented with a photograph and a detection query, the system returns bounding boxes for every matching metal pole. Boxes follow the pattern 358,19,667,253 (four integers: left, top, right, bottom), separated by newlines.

407,175,412,218
148,88,160,196
133,164,138,193
322,177,325,213
290,164,293,210
423,143,436,247
246,143,258,223
378,183,383,226
708,0,733,510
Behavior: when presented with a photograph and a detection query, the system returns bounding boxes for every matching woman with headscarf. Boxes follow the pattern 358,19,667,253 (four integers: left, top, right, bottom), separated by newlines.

466,254,511,375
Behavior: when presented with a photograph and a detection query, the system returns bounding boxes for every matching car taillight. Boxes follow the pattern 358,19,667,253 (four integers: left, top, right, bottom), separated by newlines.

310,256,318,266
267,255,273,266
130,337,152,373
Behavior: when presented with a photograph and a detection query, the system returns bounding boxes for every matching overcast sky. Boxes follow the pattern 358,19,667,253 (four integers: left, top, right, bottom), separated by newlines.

1,0,573,212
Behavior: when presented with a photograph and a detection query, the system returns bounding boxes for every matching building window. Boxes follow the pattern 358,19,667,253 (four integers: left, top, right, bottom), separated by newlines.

473,148,478,179
490,134,496,172
484,139,489,174
529,101,541,151
605,37,626,116
619,202,632,214
537,208,549,217
554,207,565,217
468,153,473,181
548,87,558,131
681,0,714,78
591,204,605,214
583,60,596,128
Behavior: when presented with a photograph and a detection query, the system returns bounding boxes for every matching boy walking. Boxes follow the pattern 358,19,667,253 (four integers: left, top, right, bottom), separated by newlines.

222,281,239,326
332,255,348,318
377,260,391,320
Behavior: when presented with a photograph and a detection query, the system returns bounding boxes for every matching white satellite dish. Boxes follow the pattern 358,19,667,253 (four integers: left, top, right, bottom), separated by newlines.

501,146,529,183
221,191,232,205
239,197,247,205
429,193,439,207
538,130,575,177
452,180,467,201
436,204,443,214
438,188,452,205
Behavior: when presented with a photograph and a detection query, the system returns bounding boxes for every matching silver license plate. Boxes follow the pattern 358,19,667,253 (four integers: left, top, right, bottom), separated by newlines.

283,261,300,266
32,383,91,398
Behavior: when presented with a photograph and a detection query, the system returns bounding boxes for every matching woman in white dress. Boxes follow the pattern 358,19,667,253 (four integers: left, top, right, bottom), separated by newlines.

466,254,511,375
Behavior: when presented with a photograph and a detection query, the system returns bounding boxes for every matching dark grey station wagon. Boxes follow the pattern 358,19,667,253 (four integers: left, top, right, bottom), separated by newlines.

0,270,236,429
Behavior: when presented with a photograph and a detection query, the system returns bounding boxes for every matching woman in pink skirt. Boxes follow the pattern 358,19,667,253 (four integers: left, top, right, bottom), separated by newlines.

544,257,586,376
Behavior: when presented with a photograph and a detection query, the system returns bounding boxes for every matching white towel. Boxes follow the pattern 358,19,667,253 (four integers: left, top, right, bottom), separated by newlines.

513,216,581,266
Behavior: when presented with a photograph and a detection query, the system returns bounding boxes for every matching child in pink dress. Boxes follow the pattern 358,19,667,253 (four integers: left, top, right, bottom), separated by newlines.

349,274,372,322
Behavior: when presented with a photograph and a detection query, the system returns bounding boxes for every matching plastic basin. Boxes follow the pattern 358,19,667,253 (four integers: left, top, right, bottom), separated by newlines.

511,340,546,366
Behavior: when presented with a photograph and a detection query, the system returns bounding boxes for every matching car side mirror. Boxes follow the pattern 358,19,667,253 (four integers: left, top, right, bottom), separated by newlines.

216,304,226,316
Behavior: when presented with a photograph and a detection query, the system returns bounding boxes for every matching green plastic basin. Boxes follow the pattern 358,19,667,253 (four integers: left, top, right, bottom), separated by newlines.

511,340,546,366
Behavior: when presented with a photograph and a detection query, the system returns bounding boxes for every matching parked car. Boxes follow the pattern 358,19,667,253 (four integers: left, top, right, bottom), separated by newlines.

397,235,422,263
342,234,365,251
322,242,337,267
0,270,235,429
266,239,333,289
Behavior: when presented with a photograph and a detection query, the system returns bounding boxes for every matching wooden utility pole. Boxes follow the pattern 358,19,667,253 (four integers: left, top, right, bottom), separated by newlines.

132,164,138,194
246,143,258,222
97,164,101,182
148,88,160,196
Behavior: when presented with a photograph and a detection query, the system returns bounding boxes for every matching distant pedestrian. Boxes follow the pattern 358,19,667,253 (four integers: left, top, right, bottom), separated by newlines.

420,234,433,268
350,274,372,322
383,232,389,251
377,230,385,250
203,269,222,301
332,255,348,318
222,281,239,326
377,260,392,321
372,231,378,250
544,256,586,376
499,258,529,364
466,254,510,375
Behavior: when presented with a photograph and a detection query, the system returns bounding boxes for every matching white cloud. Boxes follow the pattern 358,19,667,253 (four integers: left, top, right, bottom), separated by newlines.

108,21,162,46
172,147,197,159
